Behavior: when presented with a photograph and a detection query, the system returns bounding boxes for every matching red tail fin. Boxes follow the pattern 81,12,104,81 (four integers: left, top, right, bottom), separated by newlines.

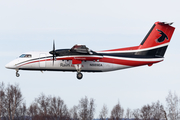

98,22,175,58
139,22,175,49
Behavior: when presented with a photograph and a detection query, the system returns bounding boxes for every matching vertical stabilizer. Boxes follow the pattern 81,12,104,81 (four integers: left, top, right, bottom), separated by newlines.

138,22,175,57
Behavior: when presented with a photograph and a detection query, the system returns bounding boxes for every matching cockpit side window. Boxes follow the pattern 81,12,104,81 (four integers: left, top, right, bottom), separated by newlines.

19,54,32,58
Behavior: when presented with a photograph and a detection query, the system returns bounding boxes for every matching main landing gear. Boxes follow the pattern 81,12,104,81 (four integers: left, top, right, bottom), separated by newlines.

77,72,83,80
75,64,83,80
16,69,20,77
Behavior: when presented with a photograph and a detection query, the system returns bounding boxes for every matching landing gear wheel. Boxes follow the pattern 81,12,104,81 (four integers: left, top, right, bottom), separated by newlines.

77,72,83,80
16,72,20,77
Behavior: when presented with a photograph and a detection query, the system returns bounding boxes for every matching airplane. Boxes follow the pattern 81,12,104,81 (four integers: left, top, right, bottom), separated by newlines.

5,21,175,80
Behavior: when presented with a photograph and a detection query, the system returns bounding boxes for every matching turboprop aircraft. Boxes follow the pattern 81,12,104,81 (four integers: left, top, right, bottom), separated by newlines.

5,22,175,80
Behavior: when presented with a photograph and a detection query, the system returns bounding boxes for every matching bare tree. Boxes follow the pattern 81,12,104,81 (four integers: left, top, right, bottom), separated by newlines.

89,98,95,120
99,104,108,120
4,83,24,120
31,94,70,120
140,104,152,120
151,101,166,120
48,96,68,119
132,109,140,120
125,108,132,120
69,105,79,120
111,102,165,120
15,102,27,120
0,82,5,120
132,101,166,120
35,93,51,119
166,91,180,120
78,96,96,120
27,102,38,120
61,104,70,119
110,101,124,120
78,96,89,120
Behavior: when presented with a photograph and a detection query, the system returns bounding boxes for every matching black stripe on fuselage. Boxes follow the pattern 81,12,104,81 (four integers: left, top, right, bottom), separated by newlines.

100,45,168,58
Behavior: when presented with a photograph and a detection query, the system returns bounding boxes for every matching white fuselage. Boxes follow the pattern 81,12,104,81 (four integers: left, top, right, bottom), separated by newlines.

5,52,130,73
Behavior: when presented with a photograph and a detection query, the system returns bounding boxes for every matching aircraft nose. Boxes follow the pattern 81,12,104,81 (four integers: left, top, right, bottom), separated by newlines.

5,61,16,69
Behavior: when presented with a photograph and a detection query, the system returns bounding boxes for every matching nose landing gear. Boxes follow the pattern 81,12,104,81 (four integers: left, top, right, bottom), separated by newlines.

16,69,20,77
75,64,83,80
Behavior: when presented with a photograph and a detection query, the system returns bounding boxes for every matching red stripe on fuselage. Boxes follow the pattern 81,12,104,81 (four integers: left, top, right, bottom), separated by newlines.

18,59,52,67
17,56,162,68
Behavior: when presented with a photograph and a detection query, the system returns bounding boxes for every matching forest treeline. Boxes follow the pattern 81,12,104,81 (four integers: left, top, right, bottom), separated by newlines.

0,82,180,120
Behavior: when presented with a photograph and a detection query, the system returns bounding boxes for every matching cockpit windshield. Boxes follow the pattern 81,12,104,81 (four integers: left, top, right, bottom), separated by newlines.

19,54,32,58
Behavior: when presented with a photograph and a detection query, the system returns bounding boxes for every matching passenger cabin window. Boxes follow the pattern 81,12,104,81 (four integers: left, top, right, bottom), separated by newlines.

19,54,32,58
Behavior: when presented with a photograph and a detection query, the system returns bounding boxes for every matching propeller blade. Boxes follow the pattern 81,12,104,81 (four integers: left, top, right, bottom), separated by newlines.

49,40,57,65
53,40,55,52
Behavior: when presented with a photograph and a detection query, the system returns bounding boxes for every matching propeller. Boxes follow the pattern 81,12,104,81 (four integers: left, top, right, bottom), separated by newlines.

49,40,57,65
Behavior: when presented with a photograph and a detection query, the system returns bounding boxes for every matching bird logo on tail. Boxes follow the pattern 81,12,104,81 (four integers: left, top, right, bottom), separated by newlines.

156,29,168,43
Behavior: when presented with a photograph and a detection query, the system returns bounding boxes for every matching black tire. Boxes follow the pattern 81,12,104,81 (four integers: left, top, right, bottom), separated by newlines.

16,73,20,77
77,72,83,80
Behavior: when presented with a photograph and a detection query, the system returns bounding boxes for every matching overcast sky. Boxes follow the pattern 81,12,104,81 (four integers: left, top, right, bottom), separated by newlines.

1,0,180,118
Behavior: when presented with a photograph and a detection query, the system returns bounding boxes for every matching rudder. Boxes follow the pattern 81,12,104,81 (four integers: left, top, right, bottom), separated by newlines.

138,22,175,57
